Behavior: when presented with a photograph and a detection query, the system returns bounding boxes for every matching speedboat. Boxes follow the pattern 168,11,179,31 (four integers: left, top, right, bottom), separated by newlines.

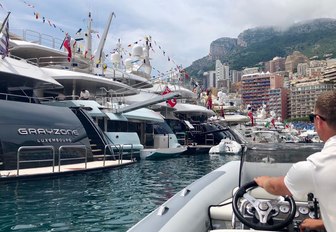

250,130,282,143
127,143,324,232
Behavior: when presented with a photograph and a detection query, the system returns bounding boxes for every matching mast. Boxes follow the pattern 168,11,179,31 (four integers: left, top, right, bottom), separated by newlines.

142,36,152,76
84,12,93,68
94,12,116,75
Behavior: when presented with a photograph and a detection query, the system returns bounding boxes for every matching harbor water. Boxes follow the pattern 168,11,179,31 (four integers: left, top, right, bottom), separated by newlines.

0,154,240,232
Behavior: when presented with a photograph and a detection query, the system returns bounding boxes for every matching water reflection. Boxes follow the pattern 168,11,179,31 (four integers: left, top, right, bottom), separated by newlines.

0,154,234,231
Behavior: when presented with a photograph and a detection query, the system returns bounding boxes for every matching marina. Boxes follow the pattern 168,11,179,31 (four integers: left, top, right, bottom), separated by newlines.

0,153,239,232
0,2,334,231
0,143,323,231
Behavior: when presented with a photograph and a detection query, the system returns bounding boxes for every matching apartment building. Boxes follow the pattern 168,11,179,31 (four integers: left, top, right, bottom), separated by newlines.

265,56,286,73
285,51,309,74
231,70,242,83
269,88,288,121
289,80,334,118
242,73,286,113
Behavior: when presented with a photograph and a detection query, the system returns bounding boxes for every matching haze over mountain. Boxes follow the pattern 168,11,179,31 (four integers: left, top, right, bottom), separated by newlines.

186,18,336,79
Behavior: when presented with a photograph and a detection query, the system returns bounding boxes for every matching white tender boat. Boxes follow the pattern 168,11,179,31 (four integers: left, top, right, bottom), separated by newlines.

127,143,324,232
209,138,243,156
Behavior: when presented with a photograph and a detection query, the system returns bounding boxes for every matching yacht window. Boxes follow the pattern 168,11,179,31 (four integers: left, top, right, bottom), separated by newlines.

107,120,128,132
153,122,174,134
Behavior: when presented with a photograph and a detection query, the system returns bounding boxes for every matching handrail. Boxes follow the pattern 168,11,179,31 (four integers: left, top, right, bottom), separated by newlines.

17,146,55,176
58,145,88,172
104,143,133,165
14,142,132,175
25,56,90,70
23,29,64,49
104,144,119,165
0,92,59,103
120,144,133,162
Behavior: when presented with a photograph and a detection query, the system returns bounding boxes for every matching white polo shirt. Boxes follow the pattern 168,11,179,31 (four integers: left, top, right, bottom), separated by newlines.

284,135,336,232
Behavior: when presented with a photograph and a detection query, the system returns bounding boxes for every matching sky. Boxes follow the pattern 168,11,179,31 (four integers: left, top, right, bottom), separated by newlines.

1,0,336,78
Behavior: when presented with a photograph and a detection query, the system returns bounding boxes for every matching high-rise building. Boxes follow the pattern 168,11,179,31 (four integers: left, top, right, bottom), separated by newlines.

215,60,230,92
266,56,286,73
231,70,243,83
285,51,309,74
242,72,285,116
297,63,309,77
269,88,288,121
204,71,216,89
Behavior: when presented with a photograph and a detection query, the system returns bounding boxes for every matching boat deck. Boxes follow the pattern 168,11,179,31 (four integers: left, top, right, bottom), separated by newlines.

0,159,135,181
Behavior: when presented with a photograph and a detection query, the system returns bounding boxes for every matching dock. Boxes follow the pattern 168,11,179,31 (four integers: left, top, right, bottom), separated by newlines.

0,159,135,181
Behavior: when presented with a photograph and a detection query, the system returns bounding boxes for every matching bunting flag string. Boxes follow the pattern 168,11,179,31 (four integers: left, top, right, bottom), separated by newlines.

18,0,103,46
130,36,192,82
148,37,191,80
117,36,191,80
20,0,66,34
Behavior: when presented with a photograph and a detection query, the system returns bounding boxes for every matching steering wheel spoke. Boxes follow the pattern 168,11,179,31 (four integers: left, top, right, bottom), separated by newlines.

232,181,296,231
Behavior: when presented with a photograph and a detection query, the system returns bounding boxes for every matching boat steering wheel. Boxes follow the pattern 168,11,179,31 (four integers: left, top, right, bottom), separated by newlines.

232,180,296,231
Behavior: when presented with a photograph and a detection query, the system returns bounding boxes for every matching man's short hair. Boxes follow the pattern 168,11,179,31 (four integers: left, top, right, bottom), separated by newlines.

315,90,336,129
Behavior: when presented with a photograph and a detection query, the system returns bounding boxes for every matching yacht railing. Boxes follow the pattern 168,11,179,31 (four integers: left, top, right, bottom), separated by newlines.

0,92,92,103
104,143,134,164
0,92,50,103
6,54,39,66
58,145,88,172
14,144,130,176
0,91,133,112
17,146,55,176
12,29,64,50
26,56,90,71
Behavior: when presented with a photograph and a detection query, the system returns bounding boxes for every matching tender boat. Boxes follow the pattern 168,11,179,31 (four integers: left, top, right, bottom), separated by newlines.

127,143,324,232
209,138,243,156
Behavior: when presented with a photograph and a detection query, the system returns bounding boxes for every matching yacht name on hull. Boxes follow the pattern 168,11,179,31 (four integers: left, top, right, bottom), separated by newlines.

18,128,79,136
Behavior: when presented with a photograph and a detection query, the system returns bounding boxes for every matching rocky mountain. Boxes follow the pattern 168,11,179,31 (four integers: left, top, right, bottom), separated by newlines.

186,18,336,79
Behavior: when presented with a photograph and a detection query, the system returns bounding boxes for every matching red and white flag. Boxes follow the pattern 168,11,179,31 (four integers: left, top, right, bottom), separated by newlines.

162,86,177,107
63,34,72,62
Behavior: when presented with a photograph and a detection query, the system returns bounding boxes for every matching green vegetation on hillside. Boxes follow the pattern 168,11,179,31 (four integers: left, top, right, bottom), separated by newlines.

186,19,336,80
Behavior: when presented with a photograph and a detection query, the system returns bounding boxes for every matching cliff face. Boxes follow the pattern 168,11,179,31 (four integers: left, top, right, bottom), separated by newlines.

237,27,279,47
210,37,238,60
186,18,336,79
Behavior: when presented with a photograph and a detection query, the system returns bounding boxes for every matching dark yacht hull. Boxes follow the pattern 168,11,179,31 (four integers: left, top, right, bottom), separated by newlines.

0,100,92,170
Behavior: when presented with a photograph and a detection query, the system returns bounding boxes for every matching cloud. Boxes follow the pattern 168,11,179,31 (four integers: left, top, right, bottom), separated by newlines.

2,0,336,75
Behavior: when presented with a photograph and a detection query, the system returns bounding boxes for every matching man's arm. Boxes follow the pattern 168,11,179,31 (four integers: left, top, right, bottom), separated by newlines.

299,218,325,232
254,176,292,196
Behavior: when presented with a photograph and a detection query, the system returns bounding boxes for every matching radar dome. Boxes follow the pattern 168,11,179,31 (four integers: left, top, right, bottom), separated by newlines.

124,58,133,70
111,52,121,64
143,47,148,57
132,45,143,57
